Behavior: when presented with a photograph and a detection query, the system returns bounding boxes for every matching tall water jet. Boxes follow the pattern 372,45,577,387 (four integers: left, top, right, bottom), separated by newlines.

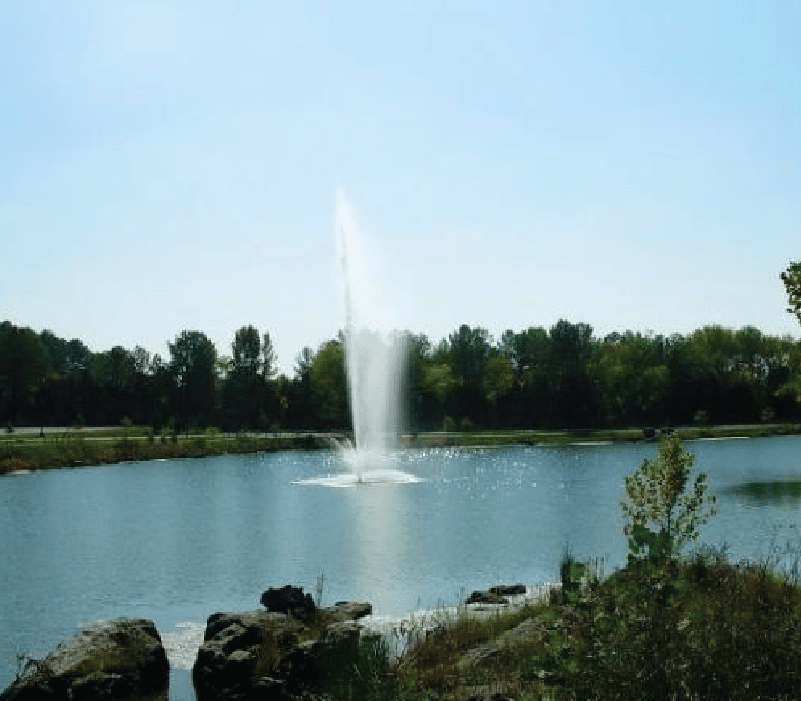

335,190,407,477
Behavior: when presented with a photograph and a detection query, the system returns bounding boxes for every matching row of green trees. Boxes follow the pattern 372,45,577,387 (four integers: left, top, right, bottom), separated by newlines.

1,318,800,432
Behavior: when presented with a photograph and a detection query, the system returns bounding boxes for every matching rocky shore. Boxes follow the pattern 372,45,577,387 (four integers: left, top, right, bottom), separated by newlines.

1,583,547,701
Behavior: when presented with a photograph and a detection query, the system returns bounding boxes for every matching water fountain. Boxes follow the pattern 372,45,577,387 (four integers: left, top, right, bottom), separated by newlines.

336,191,406,472
297,191,420,487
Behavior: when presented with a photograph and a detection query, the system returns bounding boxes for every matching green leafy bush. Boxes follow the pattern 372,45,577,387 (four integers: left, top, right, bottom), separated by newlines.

621,433,715,566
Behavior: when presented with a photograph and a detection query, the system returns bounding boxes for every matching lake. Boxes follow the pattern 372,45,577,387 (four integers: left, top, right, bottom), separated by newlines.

2,435,800,698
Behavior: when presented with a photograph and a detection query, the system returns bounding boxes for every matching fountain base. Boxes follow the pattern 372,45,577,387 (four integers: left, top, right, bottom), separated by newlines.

294,469,423,488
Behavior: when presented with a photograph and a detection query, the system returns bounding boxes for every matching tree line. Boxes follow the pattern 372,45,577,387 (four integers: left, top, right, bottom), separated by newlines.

1,318,800,433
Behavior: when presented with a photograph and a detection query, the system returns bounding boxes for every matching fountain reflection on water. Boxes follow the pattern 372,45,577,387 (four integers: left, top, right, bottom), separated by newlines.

296,190,420,487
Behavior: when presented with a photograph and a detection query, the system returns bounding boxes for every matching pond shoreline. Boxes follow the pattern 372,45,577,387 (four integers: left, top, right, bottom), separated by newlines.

2,423,800,474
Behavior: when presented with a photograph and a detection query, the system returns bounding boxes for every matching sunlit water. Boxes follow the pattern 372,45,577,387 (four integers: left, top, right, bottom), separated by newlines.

2,436,801,698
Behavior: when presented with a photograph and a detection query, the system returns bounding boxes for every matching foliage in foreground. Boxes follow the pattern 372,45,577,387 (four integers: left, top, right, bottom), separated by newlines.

378,552,801,701
621,432,716,566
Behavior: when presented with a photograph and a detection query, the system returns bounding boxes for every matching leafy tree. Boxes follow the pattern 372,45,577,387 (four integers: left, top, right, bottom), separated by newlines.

447,324,491,389
422,363,457,402
295,346,314,379
396,332,433,431
621,433,715,566
483,355,514,406
132,346,152,376
225,325,264,429
0,323,49,423
679,325,782,424
592,332,669,426
442,324,492,425
774,344,801,416
148,353,172,429
38,331,91,378
286,346,315,429
548,320,598,427
91,345,139,424
106,346,136,389
65,339,92,377
781,259,801,325
498,326,551,428
168,330,218,427
39,329,68,374
502,326,550,373
550,319,593,363
232,325,262,379
262,332,277,380
259,332,279,428
309,339,348,429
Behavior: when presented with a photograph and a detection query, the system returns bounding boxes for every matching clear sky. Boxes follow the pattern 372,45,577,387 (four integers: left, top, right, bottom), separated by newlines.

2,1,799,374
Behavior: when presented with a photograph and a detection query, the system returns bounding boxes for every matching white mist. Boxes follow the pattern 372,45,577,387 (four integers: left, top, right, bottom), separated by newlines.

335,190,407,476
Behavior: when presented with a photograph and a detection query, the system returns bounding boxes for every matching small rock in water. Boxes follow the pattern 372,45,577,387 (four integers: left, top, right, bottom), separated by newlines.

465,590,509,605
489,583,527,596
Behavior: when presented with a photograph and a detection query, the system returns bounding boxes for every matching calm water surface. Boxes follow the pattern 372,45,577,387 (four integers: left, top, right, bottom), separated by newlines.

1,436,800,697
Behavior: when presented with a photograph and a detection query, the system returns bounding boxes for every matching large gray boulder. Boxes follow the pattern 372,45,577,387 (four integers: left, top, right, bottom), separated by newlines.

192,611,306,701
193,601,372,701
0,618,168,701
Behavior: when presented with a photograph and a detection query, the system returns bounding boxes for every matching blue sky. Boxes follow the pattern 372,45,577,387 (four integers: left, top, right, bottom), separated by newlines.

2,1,799,374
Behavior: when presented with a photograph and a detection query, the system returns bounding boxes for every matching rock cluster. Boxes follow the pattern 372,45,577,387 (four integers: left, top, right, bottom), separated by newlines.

4,584,546,701
193,586,373,701
0,618,168,701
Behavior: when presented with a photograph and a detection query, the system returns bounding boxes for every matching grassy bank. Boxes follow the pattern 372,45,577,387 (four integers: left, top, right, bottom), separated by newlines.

387,551,801,700
2,423,800,474
407,422,801,448
0,429,326,474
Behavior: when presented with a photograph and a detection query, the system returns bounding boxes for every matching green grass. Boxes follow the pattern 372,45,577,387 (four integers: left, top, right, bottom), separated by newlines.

0,430,326,473
406,422,801,449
